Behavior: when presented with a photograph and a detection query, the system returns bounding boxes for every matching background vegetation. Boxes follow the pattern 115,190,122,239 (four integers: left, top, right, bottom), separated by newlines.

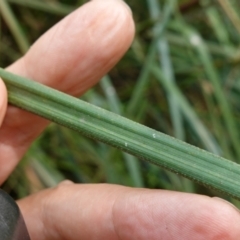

1,0,240,204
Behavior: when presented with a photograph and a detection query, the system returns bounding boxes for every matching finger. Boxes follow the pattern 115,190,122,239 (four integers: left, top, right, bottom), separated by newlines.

18,183,240,240
0,80,7,127
0,0,135,183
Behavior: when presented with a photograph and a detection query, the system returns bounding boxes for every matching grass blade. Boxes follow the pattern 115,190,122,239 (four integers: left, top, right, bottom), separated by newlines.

0,0,30,53
100,76,144,187
147,0,184,140
7,0,74,16
218,0,240,35
151,65,221,155
127,0,175,115
1,68,240,199
185,28,240,161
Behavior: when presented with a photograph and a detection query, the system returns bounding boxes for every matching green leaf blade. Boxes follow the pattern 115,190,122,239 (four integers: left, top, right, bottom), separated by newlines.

1,68,240,199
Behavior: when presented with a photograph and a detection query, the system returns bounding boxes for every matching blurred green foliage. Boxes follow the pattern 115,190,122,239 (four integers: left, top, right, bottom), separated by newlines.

1,0,240,202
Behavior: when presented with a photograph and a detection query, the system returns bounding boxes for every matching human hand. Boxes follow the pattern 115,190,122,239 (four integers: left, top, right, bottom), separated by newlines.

1,0,240,239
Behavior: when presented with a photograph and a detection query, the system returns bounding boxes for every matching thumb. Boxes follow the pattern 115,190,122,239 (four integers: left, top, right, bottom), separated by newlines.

0,79,7,127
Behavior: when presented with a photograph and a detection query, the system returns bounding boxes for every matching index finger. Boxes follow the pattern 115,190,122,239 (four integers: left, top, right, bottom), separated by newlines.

0,0,135,184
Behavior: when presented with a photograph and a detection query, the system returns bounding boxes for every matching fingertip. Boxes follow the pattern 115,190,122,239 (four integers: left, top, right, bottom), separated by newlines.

68,0,136,71
100,0,135,50
209,197,240,239
94,0,135,40
213,197,240,214
112,190,240,240
0,79,7,127
21,0,135,94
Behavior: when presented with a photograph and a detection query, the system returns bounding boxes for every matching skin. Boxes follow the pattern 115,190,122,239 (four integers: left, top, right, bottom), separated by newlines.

1,0,240,239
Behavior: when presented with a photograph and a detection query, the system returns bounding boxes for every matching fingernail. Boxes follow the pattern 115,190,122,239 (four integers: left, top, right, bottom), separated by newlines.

213,197,240,213
58,180,74,186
